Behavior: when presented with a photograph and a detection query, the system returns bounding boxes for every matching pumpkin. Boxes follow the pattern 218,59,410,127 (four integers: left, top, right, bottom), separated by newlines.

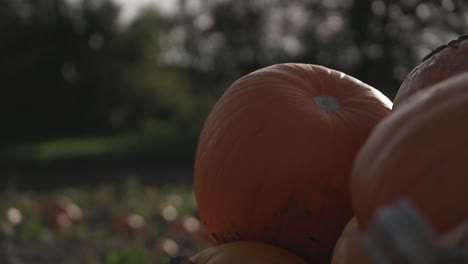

194,63,392,263
189,241,307,264
331,217,370,264
351,72,468,233
393,35,468,109
44,197,82,230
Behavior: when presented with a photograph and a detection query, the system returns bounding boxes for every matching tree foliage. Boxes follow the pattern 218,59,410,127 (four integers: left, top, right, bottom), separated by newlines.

0,0,466,139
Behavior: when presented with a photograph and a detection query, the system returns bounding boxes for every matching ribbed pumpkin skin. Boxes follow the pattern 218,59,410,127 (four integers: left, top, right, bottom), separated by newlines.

190,241,307,264
351,73,468,233
194,63,392,263
393,35,468,109
331,217,370,264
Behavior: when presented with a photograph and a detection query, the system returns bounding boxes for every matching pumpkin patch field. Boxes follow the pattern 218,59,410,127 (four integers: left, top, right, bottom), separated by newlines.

2,0,468,263
3,35,468,264
0,179,213,264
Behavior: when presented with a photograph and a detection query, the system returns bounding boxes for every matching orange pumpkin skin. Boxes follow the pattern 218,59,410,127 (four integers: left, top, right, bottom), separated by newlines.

194,63,392,263
331,217,370,264
393,35,468,109
351,72,468,234
190,241,307,264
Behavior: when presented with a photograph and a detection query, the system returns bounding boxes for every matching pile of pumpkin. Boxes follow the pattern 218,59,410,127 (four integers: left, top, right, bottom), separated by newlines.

173,35,468,263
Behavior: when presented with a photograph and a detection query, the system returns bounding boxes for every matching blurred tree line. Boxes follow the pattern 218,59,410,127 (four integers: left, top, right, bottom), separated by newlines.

1,0,466,139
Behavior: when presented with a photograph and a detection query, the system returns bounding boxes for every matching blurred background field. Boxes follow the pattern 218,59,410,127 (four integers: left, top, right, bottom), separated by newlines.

0,178,212,263
0,0,467,263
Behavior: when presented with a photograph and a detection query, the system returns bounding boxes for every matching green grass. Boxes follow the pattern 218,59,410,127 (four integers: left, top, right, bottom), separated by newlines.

0,128,198,161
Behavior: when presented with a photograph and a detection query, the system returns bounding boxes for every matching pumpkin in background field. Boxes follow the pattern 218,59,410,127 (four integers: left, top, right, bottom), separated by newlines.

351,72,468,234
392,35,468,109
190,241,307,264
194,63,392,263
331,217,370,264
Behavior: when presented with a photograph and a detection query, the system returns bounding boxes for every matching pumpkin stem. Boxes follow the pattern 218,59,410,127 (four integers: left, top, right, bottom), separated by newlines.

363,199,441,263
168,256,194,264
422,34,468,62
314,95,340,111
363,199,468,264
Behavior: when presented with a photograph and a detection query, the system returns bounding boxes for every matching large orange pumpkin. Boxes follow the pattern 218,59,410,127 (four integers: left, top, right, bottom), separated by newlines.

331,217,370,264
351,72,468,233
194,63,392,263
189,241,307,264
393,35,468,109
